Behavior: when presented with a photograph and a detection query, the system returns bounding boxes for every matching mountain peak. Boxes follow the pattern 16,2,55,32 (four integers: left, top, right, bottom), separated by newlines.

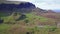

0,1,36,10
47,10,55,13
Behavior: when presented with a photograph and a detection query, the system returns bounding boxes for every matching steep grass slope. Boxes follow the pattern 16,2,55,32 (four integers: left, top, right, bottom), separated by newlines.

0,12,58,34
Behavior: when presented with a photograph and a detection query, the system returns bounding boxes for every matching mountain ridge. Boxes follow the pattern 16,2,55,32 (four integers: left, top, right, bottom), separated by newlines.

0,1,56,14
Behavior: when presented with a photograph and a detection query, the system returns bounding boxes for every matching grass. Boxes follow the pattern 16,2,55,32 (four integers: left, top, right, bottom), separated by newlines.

0,13,49,24
0,12,8,17
0,24,60,34
0,12,59,34
0,24,12,34
26,13,48,22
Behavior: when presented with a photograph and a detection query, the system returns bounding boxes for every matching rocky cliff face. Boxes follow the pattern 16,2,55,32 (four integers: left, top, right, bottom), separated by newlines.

0,2,35,13
0,2,35,9
0,1,55,14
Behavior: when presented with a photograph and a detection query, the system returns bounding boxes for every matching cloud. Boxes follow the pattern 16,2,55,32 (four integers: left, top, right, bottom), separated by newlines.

31,0,60,10
33,2,60,10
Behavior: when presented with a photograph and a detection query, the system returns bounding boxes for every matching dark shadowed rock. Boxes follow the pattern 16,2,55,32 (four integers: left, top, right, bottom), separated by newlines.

26,32,30,34
0,1,51,15
0,2,35,12
0,19,3,24
16,14,27,21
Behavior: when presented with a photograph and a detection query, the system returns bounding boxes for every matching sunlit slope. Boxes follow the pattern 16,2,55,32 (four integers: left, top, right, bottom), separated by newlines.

0,12,55,25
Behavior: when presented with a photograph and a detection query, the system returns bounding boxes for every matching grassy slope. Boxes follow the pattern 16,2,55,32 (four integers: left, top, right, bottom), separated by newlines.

26,13,48,22
0,24,60,34
0,24,12,34
0,13,60,34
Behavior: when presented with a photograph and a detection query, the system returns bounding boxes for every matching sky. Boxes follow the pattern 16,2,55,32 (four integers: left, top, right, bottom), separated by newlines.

2,0,60,10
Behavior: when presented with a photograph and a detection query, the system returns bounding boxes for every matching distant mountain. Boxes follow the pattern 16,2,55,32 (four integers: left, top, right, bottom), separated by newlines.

53,10,60,12
47,10,55,13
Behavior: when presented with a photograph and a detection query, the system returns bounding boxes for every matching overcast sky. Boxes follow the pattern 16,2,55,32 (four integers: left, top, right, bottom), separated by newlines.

1,0,60,10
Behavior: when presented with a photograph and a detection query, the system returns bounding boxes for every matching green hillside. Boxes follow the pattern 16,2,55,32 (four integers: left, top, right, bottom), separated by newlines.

0,12,55,24
0,12,59,34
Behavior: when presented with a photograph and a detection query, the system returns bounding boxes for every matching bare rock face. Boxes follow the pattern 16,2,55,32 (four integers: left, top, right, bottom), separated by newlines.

47,10,55,13
0,2,36,13
0,1,55,15
0,2,35,11
0,19,3,24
